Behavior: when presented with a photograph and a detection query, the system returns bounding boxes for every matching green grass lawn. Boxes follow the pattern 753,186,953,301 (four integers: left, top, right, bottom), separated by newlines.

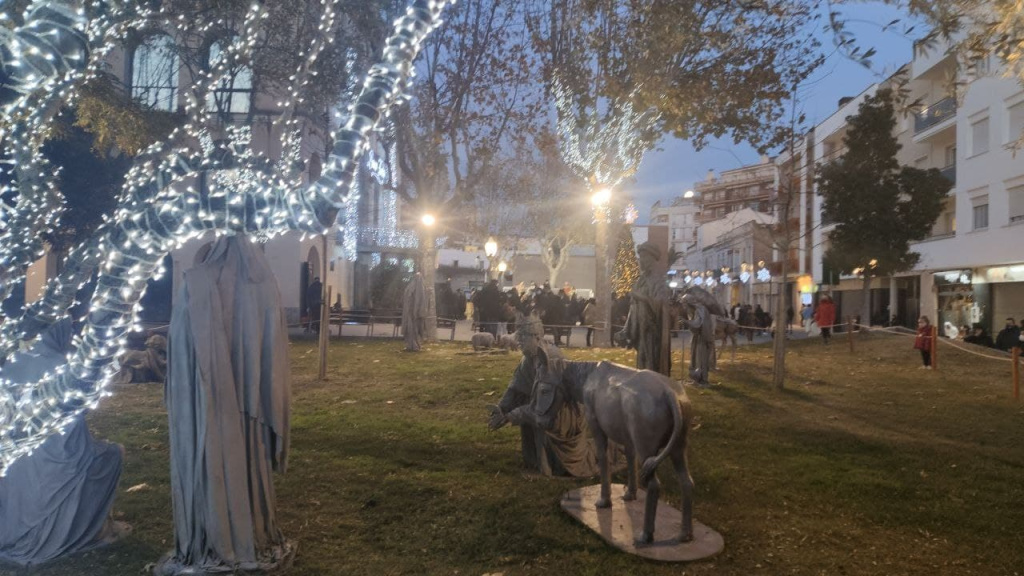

9,334,1024,576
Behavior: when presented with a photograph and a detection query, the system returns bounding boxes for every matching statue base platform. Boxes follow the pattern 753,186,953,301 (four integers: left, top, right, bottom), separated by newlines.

560,484,724,562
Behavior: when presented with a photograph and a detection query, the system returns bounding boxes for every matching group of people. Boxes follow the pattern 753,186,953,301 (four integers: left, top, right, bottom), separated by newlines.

454,279,599,347
914,316,1024,369
728,303,775,341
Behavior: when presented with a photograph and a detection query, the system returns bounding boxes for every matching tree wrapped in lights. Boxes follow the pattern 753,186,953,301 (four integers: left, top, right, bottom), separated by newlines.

0,0,147,308
0,0,456,474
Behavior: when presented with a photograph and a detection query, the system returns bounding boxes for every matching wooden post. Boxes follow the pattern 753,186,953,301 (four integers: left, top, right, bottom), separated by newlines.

318,286,331,381
930,324,939,371
847,316,855,354
1012,346,1020,400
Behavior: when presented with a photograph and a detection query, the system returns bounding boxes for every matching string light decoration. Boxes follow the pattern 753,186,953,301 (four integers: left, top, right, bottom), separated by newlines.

0,0,149,308
0,0,456,474
552,72,657,205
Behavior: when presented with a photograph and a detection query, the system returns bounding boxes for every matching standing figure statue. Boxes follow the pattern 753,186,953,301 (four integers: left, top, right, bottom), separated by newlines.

487,314,606,477
682,291,717,387
616,241,672,376
159,235,294,575
402,273,427,351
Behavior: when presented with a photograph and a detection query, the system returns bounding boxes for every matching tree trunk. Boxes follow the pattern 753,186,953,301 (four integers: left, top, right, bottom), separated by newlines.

771,258,788,390
593,218,612,347
547,265,560,290
419,227,438,341
860,273,872,332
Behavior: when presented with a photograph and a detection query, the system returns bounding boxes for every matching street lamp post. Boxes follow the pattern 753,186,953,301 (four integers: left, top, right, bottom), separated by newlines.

420,213,437,340
592,188,613,347
497,260,507,287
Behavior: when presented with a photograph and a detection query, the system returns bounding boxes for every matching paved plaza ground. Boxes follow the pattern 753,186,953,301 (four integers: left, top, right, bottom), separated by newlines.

13,333,1023,576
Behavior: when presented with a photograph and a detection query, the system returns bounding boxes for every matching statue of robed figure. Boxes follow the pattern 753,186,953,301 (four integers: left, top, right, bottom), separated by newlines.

159,235,294,575
488,314,612,477
616,241,672,376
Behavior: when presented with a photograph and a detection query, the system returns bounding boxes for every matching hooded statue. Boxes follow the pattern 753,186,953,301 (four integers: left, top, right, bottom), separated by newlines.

158,235,293,574
0,320,126,566
402,273,427,351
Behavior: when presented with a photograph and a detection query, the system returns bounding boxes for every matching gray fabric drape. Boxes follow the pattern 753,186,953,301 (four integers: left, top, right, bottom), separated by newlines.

160,235,293,574
402,273,427,351
0,321,123,566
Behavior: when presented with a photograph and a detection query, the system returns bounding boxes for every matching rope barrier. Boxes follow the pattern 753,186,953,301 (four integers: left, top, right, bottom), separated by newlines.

863,325,1015,362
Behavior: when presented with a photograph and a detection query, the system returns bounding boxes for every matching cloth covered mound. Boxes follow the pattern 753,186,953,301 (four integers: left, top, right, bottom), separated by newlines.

0,321,124,566
159,235,293,575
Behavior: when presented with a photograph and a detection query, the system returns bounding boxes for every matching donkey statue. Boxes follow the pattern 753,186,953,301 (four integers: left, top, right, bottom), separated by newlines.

503,348,695,545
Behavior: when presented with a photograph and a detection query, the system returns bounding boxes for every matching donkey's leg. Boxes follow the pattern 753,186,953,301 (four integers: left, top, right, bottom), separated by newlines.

623,446,637,501
638,466,659,545
592,424,612,509
671,426,695,543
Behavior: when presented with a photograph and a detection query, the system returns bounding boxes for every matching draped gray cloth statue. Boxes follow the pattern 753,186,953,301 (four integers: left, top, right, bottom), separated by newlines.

683,292,715,387
0,320,125,566
616,241,672,375
402,273,427,351
488,314,608,477
158,235,294,575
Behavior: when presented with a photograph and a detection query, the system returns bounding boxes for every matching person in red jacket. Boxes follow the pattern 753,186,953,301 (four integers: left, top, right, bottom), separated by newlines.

914,315,933,369
814,295,837,345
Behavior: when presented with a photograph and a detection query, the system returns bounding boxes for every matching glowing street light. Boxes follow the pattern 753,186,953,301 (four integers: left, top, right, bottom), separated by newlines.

497,261,507,273
591,187,612,207
484,237,498,258
421,213,436,227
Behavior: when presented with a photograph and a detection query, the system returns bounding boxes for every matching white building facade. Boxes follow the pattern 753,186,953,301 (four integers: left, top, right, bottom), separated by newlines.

802,41,1024,332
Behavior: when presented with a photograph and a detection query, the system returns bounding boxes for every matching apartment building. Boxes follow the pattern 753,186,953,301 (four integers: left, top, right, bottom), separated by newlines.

693,157,776,224
803,41,1024,332
649,192,700,267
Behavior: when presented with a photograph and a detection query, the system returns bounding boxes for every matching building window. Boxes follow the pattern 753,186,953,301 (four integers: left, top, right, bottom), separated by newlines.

207,41,252,116
131,35,178,111
944,144,956,168
970,117,990,156
972,201,989,230
1007,100,1024,144
1008,185,1024,224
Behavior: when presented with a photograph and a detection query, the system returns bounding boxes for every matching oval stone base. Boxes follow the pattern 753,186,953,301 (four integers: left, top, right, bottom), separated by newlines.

560,484,724,562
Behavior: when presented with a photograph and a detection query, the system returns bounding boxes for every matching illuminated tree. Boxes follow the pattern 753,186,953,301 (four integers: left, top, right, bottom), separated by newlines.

611,226,639,299
0,0,454,473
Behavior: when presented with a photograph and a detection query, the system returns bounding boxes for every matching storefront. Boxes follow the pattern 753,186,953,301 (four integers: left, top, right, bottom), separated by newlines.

976,264,1024,331
933,270,990,335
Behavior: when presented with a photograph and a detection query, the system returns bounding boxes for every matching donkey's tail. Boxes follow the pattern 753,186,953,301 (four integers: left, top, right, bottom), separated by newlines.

639,389,683,485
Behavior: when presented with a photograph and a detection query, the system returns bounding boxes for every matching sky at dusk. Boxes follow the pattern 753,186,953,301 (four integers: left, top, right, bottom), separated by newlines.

631,2,922,223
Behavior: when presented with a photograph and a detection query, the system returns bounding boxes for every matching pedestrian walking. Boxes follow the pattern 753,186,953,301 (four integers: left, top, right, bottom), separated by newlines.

814,295,836,345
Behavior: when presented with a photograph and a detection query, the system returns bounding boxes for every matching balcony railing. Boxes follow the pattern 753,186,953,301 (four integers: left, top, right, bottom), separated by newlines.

914,97,956,133
940,164,956,184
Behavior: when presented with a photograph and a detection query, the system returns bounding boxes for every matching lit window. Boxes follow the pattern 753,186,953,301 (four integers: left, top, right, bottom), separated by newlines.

207,41,252,116
131,35,178,111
